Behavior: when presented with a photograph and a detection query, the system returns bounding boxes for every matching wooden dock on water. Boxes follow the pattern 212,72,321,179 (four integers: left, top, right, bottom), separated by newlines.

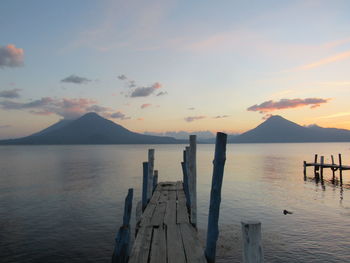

129,181,206,263
112,133,264,263
303,154,350,183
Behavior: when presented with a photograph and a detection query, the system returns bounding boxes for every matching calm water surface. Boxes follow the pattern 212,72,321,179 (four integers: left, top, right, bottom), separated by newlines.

1,143,350,262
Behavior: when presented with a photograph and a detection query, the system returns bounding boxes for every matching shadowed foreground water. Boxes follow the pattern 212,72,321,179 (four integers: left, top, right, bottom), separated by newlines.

1,143,350,262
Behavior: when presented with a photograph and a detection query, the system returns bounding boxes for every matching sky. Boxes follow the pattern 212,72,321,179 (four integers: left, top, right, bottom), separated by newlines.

1,0,350,139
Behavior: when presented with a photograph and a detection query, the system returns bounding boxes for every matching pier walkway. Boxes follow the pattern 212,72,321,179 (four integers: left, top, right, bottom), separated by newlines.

128,181,206,263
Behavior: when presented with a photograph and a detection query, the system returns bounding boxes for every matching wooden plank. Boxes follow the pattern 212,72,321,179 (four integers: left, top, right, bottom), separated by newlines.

150,190,168,226
140,203,157,227
177,190,189,224
128,226,153,263
167,224,186,263
149,190,161,204
164,190,177,226
150,226,167,263
179,223,207,263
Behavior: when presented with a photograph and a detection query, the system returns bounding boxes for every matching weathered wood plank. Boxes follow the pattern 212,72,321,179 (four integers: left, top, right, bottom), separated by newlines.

180,223,207,263
164,190,177,226
167,224,186,263
241,221,264,263
150,226,167,263
128,226,153,263
177,189,189,224
150,190,168,226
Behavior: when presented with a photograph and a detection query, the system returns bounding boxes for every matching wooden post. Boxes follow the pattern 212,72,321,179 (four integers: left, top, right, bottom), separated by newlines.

135,200,142,236
153,170,158,192
147,149,155,202
314,154,318,176
188,135,197,227
205,132,227,263
142,162,149,211
331,155,335,180
339,153,343,184
241,221,264,263
181,161,190,209
303,161,307,180
320,156,324,179
185,146,191,210
112,188,133,263
182,149,191,209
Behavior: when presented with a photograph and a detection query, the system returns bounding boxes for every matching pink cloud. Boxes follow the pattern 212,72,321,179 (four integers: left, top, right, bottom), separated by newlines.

0,44,24,68
247,98,330,113
141,103,151,109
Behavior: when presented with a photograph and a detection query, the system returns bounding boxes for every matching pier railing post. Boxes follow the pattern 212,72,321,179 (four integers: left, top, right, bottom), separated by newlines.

188,135,197,227
205,132,227,263
331,155,335,180
185,146,191,211
181,149,190,209
320,156,324,179
142,162,149,211
339,153,343,184
112,188,133,263
153,170,158,192
147,149,155,202
314,154,318,176
241,221,264,263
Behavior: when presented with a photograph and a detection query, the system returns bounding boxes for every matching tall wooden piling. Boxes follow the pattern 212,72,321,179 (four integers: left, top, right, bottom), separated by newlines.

241,221,264,263
142,162,149,211
205,132,227,263
339,153,343,183
185,146,191,210
331,155,335,180
303,161,307,180
153,170,158,192
112,188,133,263
188,135,197,227
181,149,190,209
147,149,155,202
314,154,318,176
320,156,324,179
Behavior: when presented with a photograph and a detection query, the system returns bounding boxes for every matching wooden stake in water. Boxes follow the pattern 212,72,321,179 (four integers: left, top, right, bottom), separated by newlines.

331,155,335,180
142,162,149,211
241,221,264,263
153,170,158,192
112,188,133,263
339,153,343,184
205,132,227,263
320,156,324,179
314,154,318,176
147,149,155,202
188,135,197,227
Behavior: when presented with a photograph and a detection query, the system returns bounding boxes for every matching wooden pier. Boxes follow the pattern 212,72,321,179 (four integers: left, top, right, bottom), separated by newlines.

303,154,350,183
129,181,206,263
112,133,264,263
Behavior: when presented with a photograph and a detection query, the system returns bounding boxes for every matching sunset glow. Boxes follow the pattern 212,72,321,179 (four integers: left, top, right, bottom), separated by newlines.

1,1,350,139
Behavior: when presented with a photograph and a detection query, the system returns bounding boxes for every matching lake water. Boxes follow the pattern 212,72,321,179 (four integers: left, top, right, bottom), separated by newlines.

1,143,350,262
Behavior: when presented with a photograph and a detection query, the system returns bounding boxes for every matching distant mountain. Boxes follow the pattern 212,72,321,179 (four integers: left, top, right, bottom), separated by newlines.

229,115,350,143
0,112,179,145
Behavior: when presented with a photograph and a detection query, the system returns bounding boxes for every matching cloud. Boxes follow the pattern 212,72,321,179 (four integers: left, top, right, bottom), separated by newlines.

86,105,111,113
184,116,206,122
110,111,131,120
0,88,21,98
213,115,229,119
141,103,151,109
156,91,168,96
247,98,330,113
188,107,195,110
293,50,350,71
0,44,24,68
0,125,11,129
0,97,99,119
118,74,127,80
61,74,91,84
131,82,161,97
118,74,165,98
